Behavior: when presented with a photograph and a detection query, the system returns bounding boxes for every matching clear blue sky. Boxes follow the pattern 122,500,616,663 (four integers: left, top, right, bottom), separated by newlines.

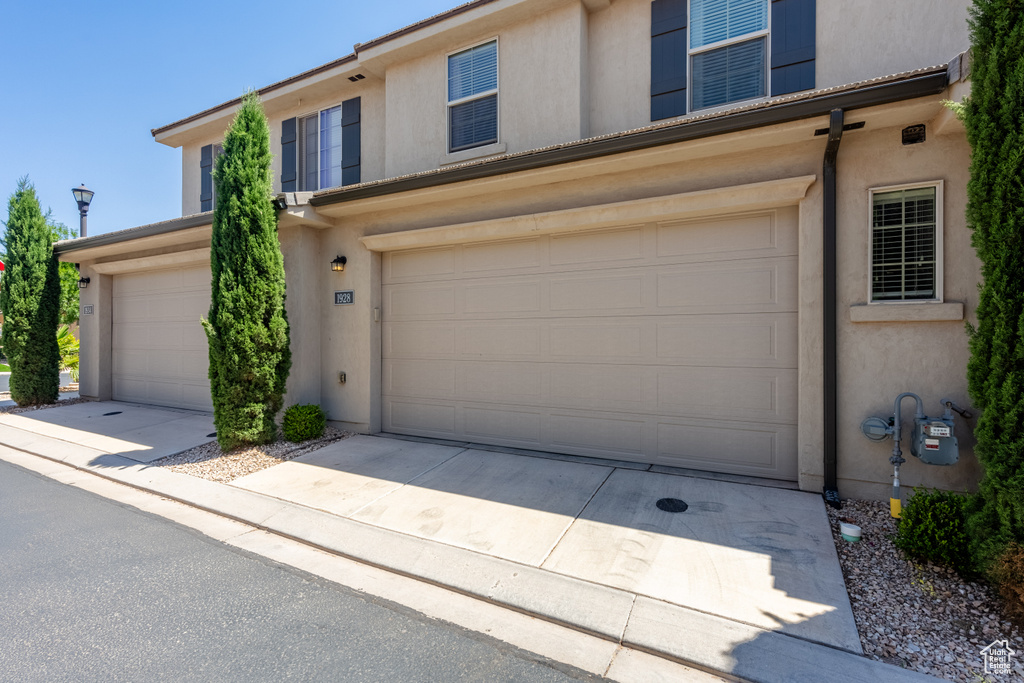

0,0,460,239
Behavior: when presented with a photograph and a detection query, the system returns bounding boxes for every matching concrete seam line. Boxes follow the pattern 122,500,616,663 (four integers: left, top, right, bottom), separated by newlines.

0,438,634,646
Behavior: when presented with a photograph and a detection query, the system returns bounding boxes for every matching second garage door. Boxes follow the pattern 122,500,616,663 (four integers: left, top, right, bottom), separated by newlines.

112,265,212,411
381,207,798,480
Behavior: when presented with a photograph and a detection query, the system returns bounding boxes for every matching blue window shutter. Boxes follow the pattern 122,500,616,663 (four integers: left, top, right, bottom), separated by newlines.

341,97,361,187
280,117,297,192
200,144,213,212
770,0,815,96
651,0,687,121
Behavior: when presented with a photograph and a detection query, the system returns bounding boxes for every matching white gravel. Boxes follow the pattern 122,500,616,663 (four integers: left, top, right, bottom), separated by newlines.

828,499,1023,682
152,426,352,483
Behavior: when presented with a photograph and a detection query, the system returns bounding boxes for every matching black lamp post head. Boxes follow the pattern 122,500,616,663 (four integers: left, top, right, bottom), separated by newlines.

72,184,94,213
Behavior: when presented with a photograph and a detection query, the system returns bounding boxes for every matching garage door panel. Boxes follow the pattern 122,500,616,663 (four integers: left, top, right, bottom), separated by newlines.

656,421,797,479
461,324,543,357
550,227,644,265
655,258,797,311
382,208,799,480
113,265,212,412
549,413,646,457
550,275,644,311
387,285,456,318
550,323,644,359
386,400,457,435
464,238,541,272
457,362,544,402
656,313,797,366
464,281,542,314
384,360,457,398
656,210,795,260
384,323,457,357
463,406,542,445
656,368,797,422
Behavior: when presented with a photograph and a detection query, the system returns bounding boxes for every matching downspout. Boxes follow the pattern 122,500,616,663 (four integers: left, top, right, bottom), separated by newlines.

822,108,844,509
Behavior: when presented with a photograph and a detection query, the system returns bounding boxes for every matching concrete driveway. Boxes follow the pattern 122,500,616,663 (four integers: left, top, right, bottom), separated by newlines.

0,400,903,682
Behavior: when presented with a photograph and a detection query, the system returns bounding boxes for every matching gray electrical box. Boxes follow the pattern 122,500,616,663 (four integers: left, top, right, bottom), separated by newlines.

911,415,959,465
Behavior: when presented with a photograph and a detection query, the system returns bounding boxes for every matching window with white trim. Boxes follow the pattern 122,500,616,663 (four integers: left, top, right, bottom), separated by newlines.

297,104,343,191
689,0,769,111
447,40,498,153
870,182,942,302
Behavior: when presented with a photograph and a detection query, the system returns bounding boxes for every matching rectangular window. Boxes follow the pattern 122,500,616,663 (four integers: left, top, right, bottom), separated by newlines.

689,0,768,110
448,40,498,153
297,104,343,191
870,183,942,302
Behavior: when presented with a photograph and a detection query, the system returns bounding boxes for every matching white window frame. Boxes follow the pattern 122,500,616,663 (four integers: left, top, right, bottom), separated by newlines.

296,103,343,192
867,180,944,305
446,38,500,154
687,0,772,113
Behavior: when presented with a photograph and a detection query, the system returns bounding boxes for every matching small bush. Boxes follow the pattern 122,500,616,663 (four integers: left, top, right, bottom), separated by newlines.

893,488,972,575
992,543,1024,627
282,404,325,442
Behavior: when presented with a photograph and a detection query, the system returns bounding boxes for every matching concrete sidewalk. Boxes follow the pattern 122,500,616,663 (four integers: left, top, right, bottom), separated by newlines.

0,401,941,683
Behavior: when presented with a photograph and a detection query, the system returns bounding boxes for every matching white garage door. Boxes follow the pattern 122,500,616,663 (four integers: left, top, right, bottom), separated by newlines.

112,265,212,411
381,207,799,480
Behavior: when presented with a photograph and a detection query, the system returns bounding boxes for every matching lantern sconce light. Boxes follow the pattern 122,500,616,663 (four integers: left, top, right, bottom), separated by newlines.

78,277,91,289
331,255,347,272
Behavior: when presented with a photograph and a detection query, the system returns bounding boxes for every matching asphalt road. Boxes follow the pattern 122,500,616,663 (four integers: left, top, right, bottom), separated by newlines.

0,459,603,682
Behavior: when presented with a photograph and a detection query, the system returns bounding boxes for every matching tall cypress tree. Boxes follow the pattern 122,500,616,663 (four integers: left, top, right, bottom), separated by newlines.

963,0,1024,568
202,93,291,449
0,178,60,405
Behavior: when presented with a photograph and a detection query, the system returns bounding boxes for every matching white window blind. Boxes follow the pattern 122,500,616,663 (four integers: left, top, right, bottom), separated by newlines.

690,0,768,49
448,41,498,152
871,187,938,301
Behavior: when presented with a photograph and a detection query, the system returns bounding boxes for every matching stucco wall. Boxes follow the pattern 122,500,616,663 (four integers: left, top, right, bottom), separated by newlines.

384,1,588,177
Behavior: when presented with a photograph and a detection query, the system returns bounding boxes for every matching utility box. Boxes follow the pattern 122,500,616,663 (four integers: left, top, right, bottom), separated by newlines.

911,416,959,465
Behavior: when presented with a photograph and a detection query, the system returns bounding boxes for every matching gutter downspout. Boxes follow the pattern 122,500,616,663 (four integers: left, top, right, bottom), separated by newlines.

822,108,844,509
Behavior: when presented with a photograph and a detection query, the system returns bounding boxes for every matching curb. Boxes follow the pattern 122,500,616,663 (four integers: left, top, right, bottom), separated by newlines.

0,424,943,683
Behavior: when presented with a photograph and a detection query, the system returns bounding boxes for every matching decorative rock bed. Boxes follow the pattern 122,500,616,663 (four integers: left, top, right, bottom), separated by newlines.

827,500,1023,682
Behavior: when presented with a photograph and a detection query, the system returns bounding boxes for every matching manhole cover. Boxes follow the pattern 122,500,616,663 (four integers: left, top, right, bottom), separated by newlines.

102,411,122,417
207,432,217,438
656,498,688,513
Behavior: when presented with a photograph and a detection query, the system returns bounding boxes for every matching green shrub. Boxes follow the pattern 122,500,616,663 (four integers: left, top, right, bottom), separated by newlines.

282,404,325,442
992,543,1024,627
894,488,973,575
57,325,79,382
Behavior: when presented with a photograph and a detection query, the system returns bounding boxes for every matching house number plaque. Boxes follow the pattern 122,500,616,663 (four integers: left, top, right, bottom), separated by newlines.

82,305,94,315
334,290,355,306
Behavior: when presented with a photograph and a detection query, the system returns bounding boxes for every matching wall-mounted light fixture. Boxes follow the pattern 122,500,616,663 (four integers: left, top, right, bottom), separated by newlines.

78,276,91,289
331,255,347,272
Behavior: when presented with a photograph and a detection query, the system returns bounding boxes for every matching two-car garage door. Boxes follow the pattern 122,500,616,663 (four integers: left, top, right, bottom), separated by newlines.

381,207,799,480
112,265,212,412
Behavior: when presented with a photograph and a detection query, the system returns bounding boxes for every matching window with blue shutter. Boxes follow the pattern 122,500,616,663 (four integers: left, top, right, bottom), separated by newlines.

447,40,498,152
650,0,815,118
283,96,361,192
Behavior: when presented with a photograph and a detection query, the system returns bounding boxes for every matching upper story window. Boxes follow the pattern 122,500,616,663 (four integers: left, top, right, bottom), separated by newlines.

689,0,769,110
870,182,942,302
297,105,343,191
447,40,498,153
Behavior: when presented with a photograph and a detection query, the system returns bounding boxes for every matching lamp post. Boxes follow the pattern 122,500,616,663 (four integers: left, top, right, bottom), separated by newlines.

72,184,94,238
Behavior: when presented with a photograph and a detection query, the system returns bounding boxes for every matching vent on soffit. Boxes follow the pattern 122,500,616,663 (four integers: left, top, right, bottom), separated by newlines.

347,73,366,82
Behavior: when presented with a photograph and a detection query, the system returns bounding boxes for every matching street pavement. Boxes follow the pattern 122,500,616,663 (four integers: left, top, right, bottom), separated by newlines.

0,459,603,682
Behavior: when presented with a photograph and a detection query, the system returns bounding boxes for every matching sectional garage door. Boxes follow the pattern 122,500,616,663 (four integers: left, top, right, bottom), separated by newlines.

381,207,799,480
112,265,213,411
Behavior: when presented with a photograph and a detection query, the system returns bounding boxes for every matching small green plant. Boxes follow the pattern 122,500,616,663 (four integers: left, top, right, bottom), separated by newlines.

893,488,973,575
282,404,326,442
57,325,79,382
991,543,1024,627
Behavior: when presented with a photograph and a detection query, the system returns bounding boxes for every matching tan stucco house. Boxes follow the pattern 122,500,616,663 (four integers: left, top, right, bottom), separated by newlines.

57,0,980,502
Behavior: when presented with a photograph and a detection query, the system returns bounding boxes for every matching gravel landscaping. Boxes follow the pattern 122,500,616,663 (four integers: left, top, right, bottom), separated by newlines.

828,499,1023,682
0,388,90,415
152,426,353,483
